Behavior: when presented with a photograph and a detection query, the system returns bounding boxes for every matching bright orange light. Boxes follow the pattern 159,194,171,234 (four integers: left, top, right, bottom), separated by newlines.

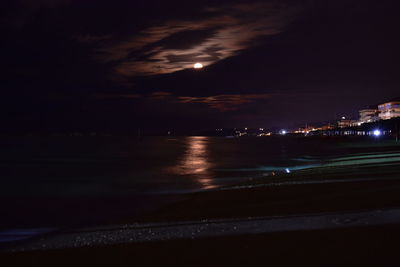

194,63,203,69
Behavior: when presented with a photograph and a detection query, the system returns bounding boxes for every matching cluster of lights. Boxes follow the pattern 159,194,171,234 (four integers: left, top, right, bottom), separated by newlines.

295,128,319,134
217,125,383,138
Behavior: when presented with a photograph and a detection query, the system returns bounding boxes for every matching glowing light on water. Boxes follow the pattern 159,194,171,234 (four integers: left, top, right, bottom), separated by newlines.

169,136,215,189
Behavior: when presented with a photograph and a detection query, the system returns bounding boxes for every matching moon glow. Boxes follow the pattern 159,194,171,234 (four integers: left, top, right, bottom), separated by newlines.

194,63,203,69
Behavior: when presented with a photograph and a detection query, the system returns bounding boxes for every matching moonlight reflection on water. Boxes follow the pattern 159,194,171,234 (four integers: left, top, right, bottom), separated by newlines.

171,136,215,189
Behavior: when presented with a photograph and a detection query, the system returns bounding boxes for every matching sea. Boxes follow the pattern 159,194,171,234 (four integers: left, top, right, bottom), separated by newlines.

0,135,396,239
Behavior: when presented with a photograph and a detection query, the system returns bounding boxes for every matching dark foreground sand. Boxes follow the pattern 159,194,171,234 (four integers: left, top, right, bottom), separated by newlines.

3,223,400,266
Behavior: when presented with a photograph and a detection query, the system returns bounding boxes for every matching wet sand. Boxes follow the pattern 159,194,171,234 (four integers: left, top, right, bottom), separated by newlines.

4,165,400,266
140,159,400,223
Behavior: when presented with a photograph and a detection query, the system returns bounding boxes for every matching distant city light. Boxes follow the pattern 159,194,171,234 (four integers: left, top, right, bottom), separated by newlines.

280,130,287,135
373,129,382,137
194,63,203,69
342,116,346,120
285,168,291,173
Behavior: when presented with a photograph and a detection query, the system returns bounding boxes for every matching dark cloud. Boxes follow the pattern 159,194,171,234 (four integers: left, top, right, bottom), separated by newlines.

96,91,271,112
90,1,303,77
157,29,217,50
177,94,271,111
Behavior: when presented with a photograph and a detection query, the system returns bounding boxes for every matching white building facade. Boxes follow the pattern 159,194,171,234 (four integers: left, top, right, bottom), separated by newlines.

378,101,400,120
358,108,379,124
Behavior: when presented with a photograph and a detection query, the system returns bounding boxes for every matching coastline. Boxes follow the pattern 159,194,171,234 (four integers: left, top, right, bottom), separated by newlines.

2,138,400,266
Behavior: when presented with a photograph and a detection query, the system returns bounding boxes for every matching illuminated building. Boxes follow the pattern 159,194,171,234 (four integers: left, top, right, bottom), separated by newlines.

378,99,400,120
358,106,379,124
338,118,357,128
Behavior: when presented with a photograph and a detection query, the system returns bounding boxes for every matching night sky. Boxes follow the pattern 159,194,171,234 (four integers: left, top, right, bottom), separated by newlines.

1,0,400,133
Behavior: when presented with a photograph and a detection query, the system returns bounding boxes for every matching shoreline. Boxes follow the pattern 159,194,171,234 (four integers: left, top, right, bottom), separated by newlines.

2,139,400,254
3,145,400,248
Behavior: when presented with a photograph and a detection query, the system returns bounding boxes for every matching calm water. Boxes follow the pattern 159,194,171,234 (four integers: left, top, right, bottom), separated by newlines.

0,135,386,230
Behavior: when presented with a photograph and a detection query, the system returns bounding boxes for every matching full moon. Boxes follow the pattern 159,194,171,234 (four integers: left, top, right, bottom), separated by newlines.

193,63,203,69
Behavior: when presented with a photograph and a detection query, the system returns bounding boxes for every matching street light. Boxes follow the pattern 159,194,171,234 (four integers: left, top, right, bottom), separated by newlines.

373,129,381,137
